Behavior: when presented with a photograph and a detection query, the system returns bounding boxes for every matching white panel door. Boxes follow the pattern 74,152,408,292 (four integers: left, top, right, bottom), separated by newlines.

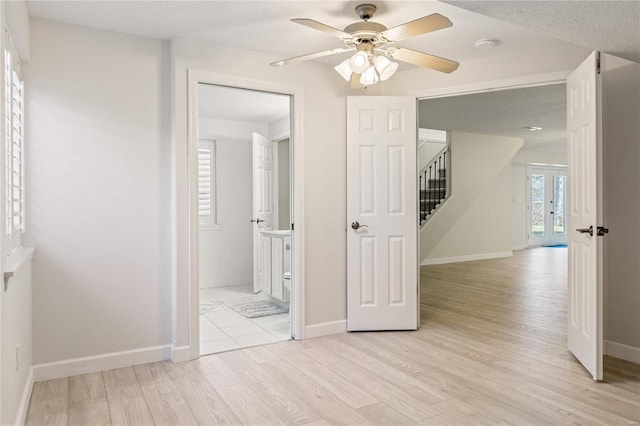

252,132,275,293
567,52,603,380
347,96,418,331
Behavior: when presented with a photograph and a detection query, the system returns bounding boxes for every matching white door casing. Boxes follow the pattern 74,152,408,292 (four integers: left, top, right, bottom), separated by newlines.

252,132,275,294
346,96,418,331
567,51,603,380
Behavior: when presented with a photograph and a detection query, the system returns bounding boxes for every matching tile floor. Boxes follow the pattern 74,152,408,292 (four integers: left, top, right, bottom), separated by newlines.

199,284,291,355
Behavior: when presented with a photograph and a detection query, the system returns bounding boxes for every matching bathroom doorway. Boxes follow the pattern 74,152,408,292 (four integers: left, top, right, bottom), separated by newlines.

195,83,294,356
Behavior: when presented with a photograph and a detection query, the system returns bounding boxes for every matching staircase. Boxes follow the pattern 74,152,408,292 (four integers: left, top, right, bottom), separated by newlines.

420,147,449,226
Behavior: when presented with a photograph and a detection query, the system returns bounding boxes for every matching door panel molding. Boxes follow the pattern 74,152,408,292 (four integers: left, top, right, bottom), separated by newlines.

566,51,602,380
347,96,418,331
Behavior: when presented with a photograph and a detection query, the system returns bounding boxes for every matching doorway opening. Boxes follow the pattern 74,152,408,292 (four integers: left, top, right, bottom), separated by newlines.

416,83,570,333
195,83,294,356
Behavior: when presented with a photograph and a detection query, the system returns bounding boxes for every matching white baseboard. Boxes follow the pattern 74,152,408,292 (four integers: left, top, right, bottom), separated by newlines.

512,244,528,251
421,251,513,266
171,345,192,363
304,320,347,339
605,340,640,364
16,366,34,426
33,345,172,382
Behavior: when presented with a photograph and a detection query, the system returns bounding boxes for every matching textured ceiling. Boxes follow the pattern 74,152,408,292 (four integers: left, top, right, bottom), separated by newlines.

29,1,628,153
27,0,588,68
198,83,290,123
419,84,567,153
443,1,640,62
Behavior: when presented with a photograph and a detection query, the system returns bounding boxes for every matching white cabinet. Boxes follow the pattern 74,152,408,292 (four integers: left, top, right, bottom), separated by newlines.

260,234,272,294
259,230,291,302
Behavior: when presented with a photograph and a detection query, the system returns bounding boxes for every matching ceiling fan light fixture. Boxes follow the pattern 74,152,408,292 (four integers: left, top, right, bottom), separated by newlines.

374,55,398,81
360,65,379,86
334,58,353,81
350,51,370,73
272,6,460,86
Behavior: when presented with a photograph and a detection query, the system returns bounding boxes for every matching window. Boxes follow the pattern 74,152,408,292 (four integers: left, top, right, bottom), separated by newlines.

198,139,216,227
4,31,24,254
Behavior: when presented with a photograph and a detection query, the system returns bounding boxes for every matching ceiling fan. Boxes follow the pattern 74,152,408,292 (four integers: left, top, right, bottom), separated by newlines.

270,4,460,87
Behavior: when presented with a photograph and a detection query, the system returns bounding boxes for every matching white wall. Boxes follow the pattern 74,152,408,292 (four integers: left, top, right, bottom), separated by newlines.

4,0,29,61
199,117,267,140
420,131,523,263
419,140,447,171
601,55,640,354
511,163,528,249
512,149,567,165
268,116,289,139
277,139,290,230
269,117,291,231
1,257,33,426
1,4,33,423
198,118,258,288
426,166,513,261
24,19,172,365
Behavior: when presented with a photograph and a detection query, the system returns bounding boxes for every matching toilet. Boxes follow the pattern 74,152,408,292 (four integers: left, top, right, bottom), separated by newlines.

283,272,291,293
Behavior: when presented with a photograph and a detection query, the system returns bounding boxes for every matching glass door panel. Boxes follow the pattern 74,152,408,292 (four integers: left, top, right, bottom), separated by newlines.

531,174,545,238
553,175,567,236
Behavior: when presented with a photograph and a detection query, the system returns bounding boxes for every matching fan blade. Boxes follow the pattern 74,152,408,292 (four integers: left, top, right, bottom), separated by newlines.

387,47,459,74
380,13,452,42
292,18,353,39
270,48,354,67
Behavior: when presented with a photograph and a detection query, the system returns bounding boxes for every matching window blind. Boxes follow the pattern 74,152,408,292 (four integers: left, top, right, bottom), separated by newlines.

4,35,24,254
198,140,216,226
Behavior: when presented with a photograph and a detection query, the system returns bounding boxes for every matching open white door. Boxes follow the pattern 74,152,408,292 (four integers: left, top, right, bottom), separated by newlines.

252,132,275,294
347,96,418,331
567,52,603,380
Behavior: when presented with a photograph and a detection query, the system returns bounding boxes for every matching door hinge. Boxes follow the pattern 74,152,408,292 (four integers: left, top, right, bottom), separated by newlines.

597,226,609,236
596,51,601,74
291,223,294,231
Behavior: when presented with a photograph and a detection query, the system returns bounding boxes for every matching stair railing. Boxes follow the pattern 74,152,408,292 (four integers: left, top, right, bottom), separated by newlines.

419,144,450,226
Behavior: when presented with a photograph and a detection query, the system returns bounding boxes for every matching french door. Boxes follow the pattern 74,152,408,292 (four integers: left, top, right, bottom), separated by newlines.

527,167,567,247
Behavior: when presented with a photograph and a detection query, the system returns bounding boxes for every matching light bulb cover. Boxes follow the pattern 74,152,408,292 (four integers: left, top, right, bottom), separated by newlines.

350,51,370,73
374,55,398,81
334,59,352,81
360,65,379,86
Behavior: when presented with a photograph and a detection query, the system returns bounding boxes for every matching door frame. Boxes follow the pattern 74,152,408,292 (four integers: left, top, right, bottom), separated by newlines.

186,70,305,359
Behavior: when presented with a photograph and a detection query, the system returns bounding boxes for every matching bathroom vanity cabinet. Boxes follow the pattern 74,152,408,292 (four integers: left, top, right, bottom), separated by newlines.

259,230,291,302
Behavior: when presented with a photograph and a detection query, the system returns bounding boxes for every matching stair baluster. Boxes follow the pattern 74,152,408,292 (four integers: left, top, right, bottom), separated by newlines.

419,145,450,227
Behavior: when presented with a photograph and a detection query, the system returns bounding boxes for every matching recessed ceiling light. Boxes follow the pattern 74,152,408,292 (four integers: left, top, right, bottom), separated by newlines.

523,126,543,131
475,39,499,49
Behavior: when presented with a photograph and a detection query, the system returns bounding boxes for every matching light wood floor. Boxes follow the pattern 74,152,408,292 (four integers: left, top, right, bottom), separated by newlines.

26,248,640,425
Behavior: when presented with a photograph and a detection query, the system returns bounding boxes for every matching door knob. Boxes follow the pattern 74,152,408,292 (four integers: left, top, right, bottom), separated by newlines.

351,221,368,230
250,218,265,224
576,225,593,236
